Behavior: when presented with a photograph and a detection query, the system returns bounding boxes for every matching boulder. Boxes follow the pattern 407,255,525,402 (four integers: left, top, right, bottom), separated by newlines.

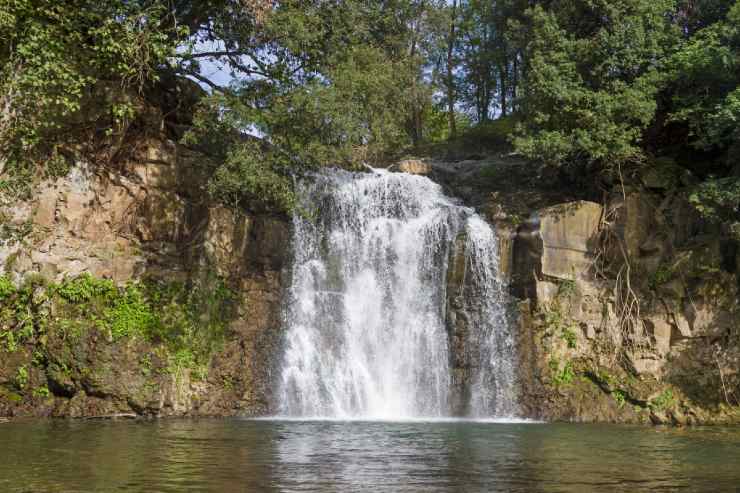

34,186,58,229
538,201,603,280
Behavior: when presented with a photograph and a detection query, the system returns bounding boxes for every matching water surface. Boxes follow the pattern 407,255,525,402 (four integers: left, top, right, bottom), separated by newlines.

2,419,739,492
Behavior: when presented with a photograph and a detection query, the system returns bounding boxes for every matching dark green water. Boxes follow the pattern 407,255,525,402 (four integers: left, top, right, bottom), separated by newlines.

1,419,739,492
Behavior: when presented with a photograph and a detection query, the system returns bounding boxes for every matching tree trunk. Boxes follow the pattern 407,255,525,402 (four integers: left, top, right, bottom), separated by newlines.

446,0,458,139
408,0,426,148
512,55,519,113
499,62,507,118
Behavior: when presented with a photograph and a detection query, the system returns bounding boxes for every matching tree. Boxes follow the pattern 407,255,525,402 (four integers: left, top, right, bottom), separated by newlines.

1,0,437,212
0,0,180,178
182,0,435,212
512,0,681,169
445,0,459,138
669,1,740,234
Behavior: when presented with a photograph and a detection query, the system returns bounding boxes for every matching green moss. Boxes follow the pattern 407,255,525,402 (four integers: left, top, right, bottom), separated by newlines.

613,389,626,409
4,391,23,403
649,389,676,411
549,358,575,386
649,262,674,290
0,273,235,383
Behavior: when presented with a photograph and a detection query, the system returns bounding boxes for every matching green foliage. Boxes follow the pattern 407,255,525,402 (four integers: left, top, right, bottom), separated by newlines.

561,327,578,349
185,39,422,213
0,273,234,381
557,279,577,299
177,0,449,213
613,389,627,409
0,217,34,246
105,285,157,340
205,141,298,214
689,177,740,237
0,275,15,299
221,375,235,391
649,262,675,290
549,358,575,386
0,276,35,352
462,117,516,148
14,365,29,390
542,288,579,349
32,385,50,398
650,389,677,411
667,2,740,153
54,274,116,304
0,0,181,181
1,0,736,222
513,1,679,169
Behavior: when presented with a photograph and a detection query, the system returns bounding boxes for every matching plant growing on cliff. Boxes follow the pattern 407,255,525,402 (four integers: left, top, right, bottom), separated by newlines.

613,390,627,409
549,358,575,386
649,389,676,412
0,275,14,299
561,327,578,350
32,385,50,398
0,275,36,352
649,262,675,291
541,299,578,350
14,365,28,390
2,273,235,385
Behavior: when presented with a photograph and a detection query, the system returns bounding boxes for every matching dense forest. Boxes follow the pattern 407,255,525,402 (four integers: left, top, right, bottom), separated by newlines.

1,0,738,229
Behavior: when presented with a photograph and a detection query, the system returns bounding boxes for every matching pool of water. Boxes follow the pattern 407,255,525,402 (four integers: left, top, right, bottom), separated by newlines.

1,419,739,492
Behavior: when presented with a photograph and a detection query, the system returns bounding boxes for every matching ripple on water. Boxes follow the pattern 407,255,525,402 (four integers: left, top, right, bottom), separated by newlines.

1,420,740,492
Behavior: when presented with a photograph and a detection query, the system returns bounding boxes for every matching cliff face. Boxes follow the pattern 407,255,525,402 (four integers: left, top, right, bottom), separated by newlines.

3,139,738,423
0,134,289,418
511,193,739,425
418,155,740,424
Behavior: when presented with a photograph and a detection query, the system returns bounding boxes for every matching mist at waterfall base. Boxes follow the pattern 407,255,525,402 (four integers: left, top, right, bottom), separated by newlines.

276,168,517,420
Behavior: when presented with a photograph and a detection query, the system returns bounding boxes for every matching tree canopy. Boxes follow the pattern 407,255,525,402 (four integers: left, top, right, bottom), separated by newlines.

0,0,738,223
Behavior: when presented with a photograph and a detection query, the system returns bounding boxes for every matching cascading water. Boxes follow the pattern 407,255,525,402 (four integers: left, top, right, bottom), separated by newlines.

276,168,517,419
463,216,518,418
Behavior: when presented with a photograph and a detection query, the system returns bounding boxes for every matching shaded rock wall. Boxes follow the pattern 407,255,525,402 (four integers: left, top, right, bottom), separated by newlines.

510,196,740,424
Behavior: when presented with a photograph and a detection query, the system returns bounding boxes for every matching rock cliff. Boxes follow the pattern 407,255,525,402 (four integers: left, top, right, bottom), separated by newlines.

0,128,289,418
414,154,740,424
3,128,738,424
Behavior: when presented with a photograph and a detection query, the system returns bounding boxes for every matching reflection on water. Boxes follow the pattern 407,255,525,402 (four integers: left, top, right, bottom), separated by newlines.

1,419,739,492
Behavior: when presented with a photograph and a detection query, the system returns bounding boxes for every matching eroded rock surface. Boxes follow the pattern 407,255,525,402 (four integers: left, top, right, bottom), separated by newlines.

0,135,289,418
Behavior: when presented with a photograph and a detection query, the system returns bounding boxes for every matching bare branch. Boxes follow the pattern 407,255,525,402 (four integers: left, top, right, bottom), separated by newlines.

178,69,228,93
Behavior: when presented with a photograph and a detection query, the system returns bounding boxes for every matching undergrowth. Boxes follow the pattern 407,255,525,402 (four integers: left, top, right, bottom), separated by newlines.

0,273,234,380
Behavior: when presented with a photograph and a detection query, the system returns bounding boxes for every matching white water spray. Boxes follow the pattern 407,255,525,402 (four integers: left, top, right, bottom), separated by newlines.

277,169,517,419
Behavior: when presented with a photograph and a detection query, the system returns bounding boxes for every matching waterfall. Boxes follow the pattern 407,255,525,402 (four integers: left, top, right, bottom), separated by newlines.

276,168,517,419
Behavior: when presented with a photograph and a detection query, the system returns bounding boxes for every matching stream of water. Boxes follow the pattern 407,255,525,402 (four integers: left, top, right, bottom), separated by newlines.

277,169,516,419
